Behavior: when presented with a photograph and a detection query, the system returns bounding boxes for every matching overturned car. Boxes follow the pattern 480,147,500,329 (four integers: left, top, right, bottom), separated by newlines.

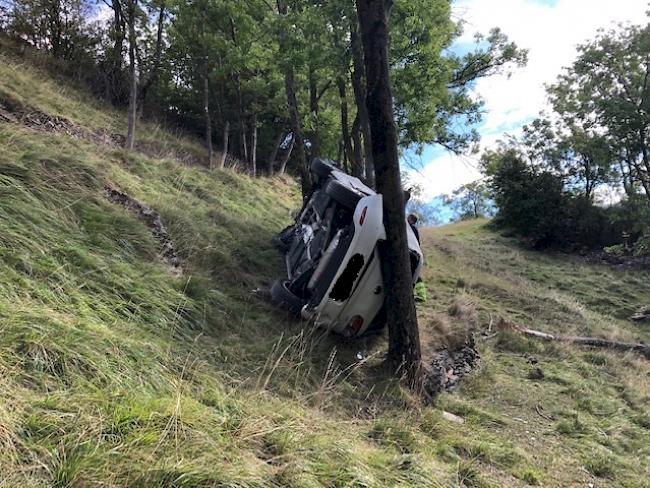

271,159,423,338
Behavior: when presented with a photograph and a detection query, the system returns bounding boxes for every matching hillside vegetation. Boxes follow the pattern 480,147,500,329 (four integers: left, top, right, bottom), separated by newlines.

1,52,650,488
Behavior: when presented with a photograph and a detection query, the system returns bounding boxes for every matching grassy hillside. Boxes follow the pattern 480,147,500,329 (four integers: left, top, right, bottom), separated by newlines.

1,50,649,488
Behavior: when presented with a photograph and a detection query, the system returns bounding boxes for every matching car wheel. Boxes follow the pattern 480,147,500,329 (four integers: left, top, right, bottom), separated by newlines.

310,158,334,179
271,279,305,315
324,179,363,210
272,225,295,253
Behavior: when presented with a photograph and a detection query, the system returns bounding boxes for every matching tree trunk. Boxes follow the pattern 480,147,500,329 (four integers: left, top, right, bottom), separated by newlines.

139,0,165,109
352,114,363,175
108,0,126,103
200,4,213,168
309,65,320,159
203,64,213,167
337,138,343,164
268,130,285,177
279,134,295,175
338,76,362,178
125,0,137,151
220,121,229,169
277,0,311,197
638,127,650,203
251,113,258,176
351,23,374,187
357,0,422,386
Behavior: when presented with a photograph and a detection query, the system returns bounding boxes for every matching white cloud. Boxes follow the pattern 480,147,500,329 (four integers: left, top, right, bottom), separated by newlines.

410,0,649,200
407,152,482,200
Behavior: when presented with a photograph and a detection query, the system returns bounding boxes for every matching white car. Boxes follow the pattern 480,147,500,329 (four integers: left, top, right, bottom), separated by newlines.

271,159,423,337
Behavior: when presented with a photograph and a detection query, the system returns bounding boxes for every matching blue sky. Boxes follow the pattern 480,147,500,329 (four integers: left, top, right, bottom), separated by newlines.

405,0,649,206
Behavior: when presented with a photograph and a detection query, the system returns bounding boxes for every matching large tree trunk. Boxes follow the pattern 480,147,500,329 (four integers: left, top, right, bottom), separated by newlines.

357,0,422,386
277,0,311,197
337,76,362,178
268,130,286,177
350,24,374,187
125,0,137,150
220,121,229,169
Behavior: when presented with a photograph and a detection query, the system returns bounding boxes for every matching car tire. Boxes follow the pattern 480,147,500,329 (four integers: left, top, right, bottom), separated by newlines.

272,225,295,253
310,158,334,179
271,279,305,315
324,179,363,210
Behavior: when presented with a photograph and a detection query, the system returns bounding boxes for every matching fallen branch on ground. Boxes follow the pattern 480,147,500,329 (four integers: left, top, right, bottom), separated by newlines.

498,318,650,359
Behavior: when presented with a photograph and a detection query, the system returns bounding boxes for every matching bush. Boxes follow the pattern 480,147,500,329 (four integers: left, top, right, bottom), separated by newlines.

485,149,650,250
633,235,650,257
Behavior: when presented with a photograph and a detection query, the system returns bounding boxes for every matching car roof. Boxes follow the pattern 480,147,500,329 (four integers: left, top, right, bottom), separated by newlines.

329,169,376,196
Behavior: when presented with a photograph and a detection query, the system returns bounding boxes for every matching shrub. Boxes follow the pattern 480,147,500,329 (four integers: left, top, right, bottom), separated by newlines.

485,148,650,250
633,235,650,257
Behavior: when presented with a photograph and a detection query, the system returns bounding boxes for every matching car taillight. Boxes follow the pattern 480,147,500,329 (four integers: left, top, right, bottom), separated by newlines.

343,315,364,337
359,206,368,226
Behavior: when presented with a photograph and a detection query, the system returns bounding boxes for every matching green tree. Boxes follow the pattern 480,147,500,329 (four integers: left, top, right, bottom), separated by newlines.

446,181,492,220
548,23,650,202
357,0,422,386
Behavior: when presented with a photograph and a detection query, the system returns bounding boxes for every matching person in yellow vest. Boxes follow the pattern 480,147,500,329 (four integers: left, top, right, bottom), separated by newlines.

407,214,427,303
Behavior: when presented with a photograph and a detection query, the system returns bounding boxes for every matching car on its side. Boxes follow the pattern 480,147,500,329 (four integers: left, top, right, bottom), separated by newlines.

271,159,423,337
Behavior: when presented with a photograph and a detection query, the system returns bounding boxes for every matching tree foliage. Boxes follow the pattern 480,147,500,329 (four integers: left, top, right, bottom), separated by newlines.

1,0,525,179
548,23,650,202
481,22,650,251
445,180,492,221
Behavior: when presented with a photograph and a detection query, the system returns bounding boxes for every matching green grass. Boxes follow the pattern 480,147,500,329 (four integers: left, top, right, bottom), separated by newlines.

1,50,650,487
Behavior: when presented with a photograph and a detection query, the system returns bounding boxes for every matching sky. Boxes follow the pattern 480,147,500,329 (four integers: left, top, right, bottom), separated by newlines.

406,0,649,202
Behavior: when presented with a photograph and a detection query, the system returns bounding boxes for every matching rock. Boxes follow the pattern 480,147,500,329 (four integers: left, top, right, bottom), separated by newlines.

527,367,544,380
442,411,464,424
630,311,649,322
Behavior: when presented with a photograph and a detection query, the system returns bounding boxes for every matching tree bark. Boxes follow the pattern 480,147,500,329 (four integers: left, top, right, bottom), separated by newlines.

138,0,165,109
251,113,258,176
220,120,229,169
279,134,295,175
203,62,213,168
350,23,374,187
268,130,285,176
125,0,137,151
352,114,363,176
338,76,362,178
277,0,311,197
200,4,213,167
357,0,422,386
107,0,126,102
309,65,320,160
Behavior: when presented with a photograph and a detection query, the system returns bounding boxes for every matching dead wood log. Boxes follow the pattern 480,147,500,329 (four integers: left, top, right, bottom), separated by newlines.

505,321,650,359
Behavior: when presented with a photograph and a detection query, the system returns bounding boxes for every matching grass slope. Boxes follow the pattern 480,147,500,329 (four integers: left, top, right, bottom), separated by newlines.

1,50,649,487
